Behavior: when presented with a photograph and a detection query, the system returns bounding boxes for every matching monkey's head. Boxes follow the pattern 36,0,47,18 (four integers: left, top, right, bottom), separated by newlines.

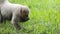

20,6,30,22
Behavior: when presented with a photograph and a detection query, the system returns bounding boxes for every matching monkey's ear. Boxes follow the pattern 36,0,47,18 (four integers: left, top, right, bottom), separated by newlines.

20,8,24,18
20,8,22,14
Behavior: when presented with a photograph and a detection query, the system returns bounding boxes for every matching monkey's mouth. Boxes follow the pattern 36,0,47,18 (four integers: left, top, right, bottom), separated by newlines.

20,17,29,22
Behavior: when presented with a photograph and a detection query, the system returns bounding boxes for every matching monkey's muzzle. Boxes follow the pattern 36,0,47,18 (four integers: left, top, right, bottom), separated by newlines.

20,17,29,22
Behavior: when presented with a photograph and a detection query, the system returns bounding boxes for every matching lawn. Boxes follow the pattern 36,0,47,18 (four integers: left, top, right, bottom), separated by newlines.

0,0,60,34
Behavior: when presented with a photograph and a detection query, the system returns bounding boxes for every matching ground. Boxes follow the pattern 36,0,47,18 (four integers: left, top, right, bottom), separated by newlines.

0,0,60,34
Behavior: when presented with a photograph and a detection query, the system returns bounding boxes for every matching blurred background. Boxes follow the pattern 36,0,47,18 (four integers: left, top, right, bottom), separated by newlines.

0,0,60,34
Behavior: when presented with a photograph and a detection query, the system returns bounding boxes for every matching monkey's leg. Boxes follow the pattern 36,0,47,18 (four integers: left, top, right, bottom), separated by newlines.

0,14,3,23
0,14,1,23
0,9,3,23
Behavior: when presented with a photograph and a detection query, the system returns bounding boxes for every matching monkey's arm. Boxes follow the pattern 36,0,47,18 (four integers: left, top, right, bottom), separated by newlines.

11,13,21,30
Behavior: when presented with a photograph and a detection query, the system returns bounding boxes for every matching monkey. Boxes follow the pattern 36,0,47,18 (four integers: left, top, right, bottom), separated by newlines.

0,0,30,30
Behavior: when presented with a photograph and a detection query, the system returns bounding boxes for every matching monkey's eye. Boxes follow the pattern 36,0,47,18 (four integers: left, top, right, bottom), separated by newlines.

25,15,28,17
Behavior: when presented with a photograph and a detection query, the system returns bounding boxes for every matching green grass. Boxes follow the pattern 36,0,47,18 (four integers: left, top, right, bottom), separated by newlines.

0,0,60,34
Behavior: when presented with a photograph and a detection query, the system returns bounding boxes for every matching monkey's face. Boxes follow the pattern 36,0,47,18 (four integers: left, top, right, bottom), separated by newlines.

20,7,29,22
